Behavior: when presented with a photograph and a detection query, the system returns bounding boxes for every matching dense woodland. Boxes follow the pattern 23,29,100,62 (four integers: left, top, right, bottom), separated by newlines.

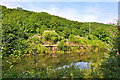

1,5,120,78
1,5,118,56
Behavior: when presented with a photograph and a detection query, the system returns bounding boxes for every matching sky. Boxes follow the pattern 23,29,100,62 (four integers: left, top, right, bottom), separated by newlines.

0,0,119,24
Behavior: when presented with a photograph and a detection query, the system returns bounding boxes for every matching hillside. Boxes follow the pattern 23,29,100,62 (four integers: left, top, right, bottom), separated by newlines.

1,5,117,56
2,5,120,79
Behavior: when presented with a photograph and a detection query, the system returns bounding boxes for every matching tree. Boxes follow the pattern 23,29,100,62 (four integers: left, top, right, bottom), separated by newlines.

42,30,61,44
40,25,47,35
36,27,40,33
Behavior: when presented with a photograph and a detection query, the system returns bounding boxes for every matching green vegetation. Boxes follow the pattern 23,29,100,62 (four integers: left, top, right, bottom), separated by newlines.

1,5,118,56
1,5,120,78
42,30,61,44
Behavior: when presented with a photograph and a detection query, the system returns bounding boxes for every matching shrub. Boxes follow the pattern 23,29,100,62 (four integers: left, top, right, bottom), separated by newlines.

57,40,67,51
68,34,84,44
42,30,61,44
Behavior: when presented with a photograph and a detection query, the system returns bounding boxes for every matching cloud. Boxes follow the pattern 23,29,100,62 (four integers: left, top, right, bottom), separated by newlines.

0,1,22,8
37,5,99,23
39,5,117,24
0,2,117,24
104,17,118,24
85,7,101,15
36,5,79,21
78,15,98,22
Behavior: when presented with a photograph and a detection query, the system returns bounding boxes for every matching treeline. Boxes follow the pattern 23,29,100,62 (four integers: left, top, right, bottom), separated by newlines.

1,5,117,57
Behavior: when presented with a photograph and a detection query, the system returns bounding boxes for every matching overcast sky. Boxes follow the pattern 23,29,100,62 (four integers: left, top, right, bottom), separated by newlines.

0,0,119,24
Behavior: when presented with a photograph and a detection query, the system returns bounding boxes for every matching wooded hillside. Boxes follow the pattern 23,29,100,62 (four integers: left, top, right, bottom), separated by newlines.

1,5,118,57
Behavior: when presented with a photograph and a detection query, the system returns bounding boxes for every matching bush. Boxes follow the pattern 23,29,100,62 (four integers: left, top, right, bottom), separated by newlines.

57,40,67,51
25,35,49,54
69,34,84,44
42,30,61,44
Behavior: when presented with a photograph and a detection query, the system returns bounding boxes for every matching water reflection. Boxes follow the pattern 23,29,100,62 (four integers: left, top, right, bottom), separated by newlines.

71,61,92,70
56,61,92,70
11,52,104,73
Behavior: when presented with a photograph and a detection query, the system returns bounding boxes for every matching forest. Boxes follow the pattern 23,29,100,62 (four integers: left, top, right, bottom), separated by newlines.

1,5,120,78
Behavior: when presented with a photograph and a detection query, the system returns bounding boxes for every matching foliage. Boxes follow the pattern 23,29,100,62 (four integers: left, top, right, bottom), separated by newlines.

42,30,61,44
57,39,67,51
25,35,48,54
1,5,117,57
68,34,82,44
113,31,120,52
1,5,120,79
